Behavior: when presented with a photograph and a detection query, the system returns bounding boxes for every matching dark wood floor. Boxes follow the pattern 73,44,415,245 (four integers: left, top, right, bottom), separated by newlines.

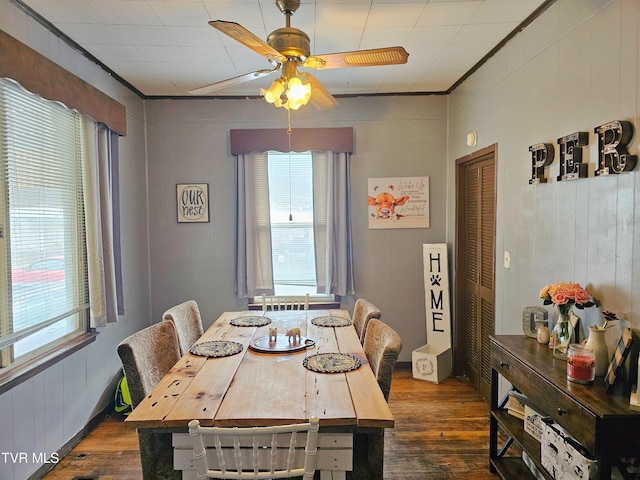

42,366,499,480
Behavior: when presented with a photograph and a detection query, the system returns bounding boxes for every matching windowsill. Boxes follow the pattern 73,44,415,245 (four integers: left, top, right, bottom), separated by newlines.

0,330,98,395
248,301,341,311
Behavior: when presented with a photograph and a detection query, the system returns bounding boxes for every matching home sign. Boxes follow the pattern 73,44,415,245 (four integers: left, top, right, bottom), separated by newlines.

529,120,637,184
412,243,453,384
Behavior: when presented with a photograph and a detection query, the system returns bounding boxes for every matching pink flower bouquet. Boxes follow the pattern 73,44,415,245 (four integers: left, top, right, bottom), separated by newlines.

539,281,594,317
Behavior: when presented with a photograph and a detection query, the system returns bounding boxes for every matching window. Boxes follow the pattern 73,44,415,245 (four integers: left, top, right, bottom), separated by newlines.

233,129,354,300
267,151,323,297
0,79,88,371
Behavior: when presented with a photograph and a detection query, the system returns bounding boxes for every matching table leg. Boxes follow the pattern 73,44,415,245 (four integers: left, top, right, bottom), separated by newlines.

137,430,181,480
352,428,384,480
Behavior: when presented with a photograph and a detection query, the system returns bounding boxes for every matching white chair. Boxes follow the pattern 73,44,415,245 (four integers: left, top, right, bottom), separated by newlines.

188,417,320,479
162,300,204,355
261,293,309,311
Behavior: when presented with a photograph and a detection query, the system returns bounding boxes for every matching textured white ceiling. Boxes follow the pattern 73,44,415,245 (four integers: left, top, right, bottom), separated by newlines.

19,0,551,97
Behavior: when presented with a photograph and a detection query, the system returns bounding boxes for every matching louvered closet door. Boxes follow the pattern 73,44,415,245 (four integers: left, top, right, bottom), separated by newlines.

455,146,496,402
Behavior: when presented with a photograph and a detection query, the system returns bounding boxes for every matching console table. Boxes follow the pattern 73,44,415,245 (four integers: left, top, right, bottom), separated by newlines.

490,335,640,479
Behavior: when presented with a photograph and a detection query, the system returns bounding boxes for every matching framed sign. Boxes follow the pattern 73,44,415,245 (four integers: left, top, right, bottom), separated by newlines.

604,327,633,392
176,183,209,223
367,176,429,229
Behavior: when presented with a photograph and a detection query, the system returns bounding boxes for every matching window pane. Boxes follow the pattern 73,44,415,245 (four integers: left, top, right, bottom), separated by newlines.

271,223,315,286
267,152,316,293
0,79,86,367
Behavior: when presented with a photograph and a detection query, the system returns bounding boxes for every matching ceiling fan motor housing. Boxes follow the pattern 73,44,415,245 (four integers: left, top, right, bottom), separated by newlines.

276,0,300,15
267,28,310,59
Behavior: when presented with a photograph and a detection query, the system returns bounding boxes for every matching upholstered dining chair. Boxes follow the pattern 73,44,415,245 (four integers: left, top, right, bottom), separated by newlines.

162,299,204,355
117,321,182,480
362,319,402,402
188,417,320,479
261,293,309,311
352,298,382,344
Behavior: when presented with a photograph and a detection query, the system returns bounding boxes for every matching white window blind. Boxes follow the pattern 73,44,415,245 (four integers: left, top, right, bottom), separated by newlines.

267,152,316,290
0,78,87,364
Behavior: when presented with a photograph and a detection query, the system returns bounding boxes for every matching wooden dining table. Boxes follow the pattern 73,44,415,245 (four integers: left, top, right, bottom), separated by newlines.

125,309,394,480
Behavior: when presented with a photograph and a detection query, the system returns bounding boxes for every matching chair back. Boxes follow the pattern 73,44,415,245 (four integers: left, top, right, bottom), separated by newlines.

117,321,181,408
188,417,320,479
363,319,402,402
352,298,381,343
261,293,309,311
162,300,204,355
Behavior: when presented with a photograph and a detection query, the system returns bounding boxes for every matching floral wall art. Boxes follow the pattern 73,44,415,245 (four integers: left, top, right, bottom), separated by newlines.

367,176,429,229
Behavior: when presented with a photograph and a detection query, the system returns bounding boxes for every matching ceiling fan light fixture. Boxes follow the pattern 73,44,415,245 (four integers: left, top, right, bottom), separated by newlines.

286,76,310,101
260,79,285,104
283,72,312,110
260,64,312,110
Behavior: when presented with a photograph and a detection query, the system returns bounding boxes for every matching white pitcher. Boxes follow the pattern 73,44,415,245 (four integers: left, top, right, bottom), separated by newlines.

585,326,609,377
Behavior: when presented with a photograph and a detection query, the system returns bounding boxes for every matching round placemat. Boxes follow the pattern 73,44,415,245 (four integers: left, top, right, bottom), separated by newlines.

230,316,272,327
311,316,353,327
303,353,361,373
190,340,244,358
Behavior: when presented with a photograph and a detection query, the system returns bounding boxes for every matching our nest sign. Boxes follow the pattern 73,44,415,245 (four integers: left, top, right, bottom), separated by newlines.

176,183,209,223
529,120,637,184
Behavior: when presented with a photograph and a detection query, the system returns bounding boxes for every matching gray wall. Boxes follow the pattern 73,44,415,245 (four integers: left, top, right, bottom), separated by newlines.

447,0,640,340
145,95,449,360
0,2,151,479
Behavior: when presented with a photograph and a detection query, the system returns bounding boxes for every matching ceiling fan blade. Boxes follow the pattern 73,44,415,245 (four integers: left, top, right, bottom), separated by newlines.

189,68,277,95
209,20,285,63
300,73,339,110
304,46,409,70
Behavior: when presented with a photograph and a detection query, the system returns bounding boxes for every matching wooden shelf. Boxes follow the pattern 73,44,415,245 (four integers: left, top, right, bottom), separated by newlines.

490,457,537,480
490,335,640,480
492,409,551,479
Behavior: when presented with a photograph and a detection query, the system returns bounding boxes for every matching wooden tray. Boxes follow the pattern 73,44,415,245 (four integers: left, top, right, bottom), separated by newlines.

249,335,315,354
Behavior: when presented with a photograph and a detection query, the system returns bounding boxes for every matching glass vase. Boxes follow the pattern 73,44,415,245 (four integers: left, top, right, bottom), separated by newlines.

553,313,574,360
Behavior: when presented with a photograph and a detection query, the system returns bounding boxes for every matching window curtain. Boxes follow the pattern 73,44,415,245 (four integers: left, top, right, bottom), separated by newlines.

312,151,355,296
235,152,275,298
82,117,124,327
234,149,355,298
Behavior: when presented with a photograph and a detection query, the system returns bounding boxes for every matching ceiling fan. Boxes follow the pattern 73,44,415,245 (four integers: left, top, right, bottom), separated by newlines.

189,0,409,111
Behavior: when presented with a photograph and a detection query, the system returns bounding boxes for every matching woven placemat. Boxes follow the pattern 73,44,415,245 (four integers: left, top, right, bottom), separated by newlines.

311,316,353,327
303,353,361,373
230,316,272,327
190,340,243,358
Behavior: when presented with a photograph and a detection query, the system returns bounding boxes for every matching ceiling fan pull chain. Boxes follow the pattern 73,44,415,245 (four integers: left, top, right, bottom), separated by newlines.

287,123,293,221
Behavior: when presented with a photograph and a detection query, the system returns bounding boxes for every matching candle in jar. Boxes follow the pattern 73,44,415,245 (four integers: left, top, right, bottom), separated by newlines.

537,325,550,344
567,344,595,384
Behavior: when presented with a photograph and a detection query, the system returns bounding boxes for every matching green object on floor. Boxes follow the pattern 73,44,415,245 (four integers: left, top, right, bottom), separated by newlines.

115,374,132,416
